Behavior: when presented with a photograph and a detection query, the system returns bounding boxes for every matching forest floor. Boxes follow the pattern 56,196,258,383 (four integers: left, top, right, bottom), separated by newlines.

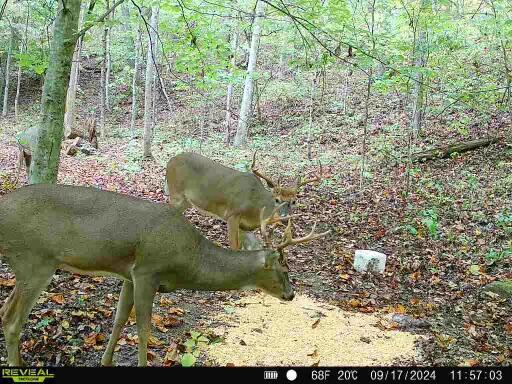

0,68,511,366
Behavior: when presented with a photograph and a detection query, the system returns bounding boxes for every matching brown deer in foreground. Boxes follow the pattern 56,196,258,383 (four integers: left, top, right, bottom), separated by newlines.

0,184,329,366
165,152,322,249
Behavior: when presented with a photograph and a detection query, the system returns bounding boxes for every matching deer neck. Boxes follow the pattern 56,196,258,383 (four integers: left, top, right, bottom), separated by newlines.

193,242,267,291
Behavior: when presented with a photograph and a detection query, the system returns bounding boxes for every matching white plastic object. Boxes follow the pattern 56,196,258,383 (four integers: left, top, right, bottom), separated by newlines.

354,250,387,274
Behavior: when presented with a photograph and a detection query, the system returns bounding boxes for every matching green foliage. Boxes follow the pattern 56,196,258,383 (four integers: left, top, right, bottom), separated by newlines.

180,330,211,367
420,209,440,239
485,248,512,264
497,210,512,235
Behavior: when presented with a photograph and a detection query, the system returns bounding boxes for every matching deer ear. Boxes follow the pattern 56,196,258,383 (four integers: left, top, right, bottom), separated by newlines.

264,252,278,269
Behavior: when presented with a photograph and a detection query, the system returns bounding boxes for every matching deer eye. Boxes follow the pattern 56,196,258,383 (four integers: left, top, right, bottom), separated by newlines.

275,199,279,203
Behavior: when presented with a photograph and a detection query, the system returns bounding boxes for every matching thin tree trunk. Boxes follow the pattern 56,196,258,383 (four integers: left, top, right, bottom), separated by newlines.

151,46,158,132
411,0,431,138
360,72,372,189
199,95,209,154
14,48,22,119
0,53,5,104
341,70,349,114
105,10,111,112
360,0,376,189
14,3,29,120
100,18,108,136
2,31,13,116
489,0,511,105
254,80,262,122
233,0,265,147
130,25,141,138
64,2,88,137
143,5,159,158
224,14,239,144
29,0,81,184
307,72,317,161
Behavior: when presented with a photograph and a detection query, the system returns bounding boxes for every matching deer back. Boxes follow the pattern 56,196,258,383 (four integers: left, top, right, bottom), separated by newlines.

166,153,275,228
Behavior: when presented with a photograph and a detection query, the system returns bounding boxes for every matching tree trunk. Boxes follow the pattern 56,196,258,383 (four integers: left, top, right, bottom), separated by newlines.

29,0,81,184
412,138,499,162
233,0,265,147
307,72,317,161
224,13,240,144
105,8,111,112
14,50,22,119
143,5,159,158
64,2,88,138
2,31,13,116
130,25,141,138
15,1,30,120
100,16,108,137
0,53,5,104
411,0,431,137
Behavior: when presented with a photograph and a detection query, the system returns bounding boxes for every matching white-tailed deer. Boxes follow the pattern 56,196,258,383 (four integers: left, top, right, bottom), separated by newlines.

0,184,329,366
165,152,322,250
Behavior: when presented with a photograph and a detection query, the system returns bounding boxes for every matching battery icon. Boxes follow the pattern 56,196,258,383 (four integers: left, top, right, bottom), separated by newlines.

264,371,279,380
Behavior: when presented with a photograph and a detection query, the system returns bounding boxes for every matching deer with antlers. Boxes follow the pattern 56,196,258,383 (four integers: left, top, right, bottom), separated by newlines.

0,184,329,366
165,152,322,250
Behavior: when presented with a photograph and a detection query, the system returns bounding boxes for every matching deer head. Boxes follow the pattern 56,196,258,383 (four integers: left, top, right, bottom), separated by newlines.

251,152,322,216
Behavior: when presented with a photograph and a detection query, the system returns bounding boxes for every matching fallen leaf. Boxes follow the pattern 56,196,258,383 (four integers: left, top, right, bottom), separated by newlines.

348,299,361,308
461,359,480,367
84,332,105,347
0,277,15,287
468,264,481,276
50,294,65,305
164,344,179,366
339,273,350,281
168,307,185,316
148,335,163,347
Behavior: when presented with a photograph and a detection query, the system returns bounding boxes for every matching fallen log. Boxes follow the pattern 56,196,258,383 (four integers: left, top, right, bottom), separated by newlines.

412,137,499,162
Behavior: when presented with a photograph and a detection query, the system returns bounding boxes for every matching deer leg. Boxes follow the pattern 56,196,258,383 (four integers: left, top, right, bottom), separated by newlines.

227,215,241,250
133,275,158,366
24,152,31,176
2,264,55,366
101,280,134,366
0,287,17,318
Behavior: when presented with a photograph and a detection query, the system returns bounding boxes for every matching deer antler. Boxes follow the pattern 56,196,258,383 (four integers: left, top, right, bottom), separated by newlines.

252,152,278,188
276,220,330,251
296,160,323,188
260,204,330,251
259,204,300,247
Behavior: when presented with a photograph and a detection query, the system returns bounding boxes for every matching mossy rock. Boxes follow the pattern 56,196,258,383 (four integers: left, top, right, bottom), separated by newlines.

483,279,512,298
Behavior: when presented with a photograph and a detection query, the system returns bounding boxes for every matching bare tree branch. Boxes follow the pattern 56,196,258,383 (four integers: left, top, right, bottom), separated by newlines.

76,0,125,39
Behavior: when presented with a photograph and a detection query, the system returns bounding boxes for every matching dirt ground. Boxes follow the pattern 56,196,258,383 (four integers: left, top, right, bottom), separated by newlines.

205,293,422,366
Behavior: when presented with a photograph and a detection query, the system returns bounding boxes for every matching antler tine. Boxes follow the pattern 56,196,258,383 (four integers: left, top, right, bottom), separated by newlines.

251,152,277,188
277,221,331,250
297,160,323,188
260,204,285,247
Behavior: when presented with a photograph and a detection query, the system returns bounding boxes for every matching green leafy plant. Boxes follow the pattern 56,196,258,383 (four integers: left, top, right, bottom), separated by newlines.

497,210,512,235
485,248,512,265
180,330,210,367
420,209,440,239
